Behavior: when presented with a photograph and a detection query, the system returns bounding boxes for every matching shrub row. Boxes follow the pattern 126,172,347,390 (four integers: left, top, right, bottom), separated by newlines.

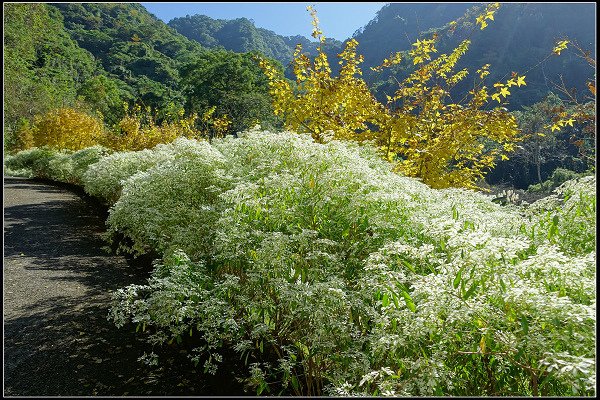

3,129,596,396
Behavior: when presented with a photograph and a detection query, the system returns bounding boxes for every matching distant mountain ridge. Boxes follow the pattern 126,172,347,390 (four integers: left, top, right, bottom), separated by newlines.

166,3,595,108
167,14,343,74
358,2,595,108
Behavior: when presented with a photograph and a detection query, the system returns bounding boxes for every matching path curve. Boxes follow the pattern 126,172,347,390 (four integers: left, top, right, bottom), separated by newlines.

3,177,243,396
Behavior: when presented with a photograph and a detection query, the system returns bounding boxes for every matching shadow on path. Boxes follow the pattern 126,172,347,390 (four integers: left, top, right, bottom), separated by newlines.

3,177,245,396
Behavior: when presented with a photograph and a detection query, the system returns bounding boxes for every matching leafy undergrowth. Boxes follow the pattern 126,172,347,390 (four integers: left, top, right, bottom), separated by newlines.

5,129,596,396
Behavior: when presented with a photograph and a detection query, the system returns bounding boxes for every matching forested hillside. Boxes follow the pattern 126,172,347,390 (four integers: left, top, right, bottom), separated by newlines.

359,3,595,109
167,14,343,77
52,3,204,113
4,2,281,149
4,4,100,133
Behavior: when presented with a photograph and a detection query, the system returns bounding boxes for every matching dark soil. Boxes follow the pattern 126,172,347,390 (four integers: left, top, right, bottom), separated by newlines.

3,176,247,397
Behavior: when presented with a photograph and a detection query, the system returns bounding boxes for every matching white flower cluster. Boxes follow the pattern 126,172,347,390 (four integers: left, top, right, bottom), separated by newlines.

103,130,595,396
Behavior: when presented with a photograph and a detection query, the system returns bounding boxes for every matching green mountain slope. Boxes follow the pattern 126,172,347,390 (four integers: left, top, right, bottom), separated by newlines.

50,2,207,111
167,14,343,75
4,2,281,146
4,3,100,134
357,3,595,109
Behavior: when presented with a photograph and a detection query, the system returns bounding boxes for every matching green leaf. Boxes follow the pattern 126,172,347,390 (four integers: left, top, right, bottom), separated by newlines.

402,259,416,273
382,292,390,307
453,267,463,289
520,315,529,335
401,290,416,312
391,292,400,308
463,280,479,300
291,375,300,392
257,381,267,395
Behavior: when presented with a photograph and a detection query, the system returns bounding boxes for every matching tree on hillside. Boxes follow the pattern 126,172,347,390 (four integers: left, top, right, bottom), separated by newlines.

181,50,282,133
498,93,587,188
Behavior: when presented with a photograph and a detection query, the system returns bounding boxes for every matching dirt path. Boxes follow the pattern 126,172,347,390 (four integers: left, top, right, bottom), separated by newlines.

3,177,244,396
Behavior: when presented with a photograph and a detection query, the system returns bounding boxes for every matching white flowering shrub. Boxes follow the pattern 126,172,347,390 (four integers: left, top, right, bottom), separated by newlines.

4,147,65,179
82,141,184,205
105,138,230,257
527,176,596,256
4,154,34,177
4,145,112,185
105,129,595,396
6,129,594,396
50,146,113,185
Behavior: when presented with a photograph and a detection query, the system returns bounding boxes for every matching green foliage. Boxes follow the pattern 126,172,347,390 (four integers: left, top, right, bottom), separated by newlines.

77,75,128,126
39,3,282,132
48,2,203,116
180,50,281,133
3,3,100,146
527,168,589,193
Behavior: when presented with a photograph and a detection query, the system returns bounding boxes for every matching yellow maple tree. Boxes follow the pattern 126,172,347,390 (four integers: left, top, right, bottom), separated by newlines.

27,107,105,150
258,4,523,190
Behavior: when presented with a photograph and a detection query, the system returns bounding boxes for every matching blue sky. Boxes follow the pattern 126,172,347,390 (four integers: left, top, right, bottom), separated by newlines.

141,2,387,41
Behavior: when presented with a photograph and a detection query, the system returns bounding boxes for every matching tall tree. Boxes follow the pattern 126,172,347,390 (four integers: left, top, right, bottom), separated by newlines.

181,50,282,132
